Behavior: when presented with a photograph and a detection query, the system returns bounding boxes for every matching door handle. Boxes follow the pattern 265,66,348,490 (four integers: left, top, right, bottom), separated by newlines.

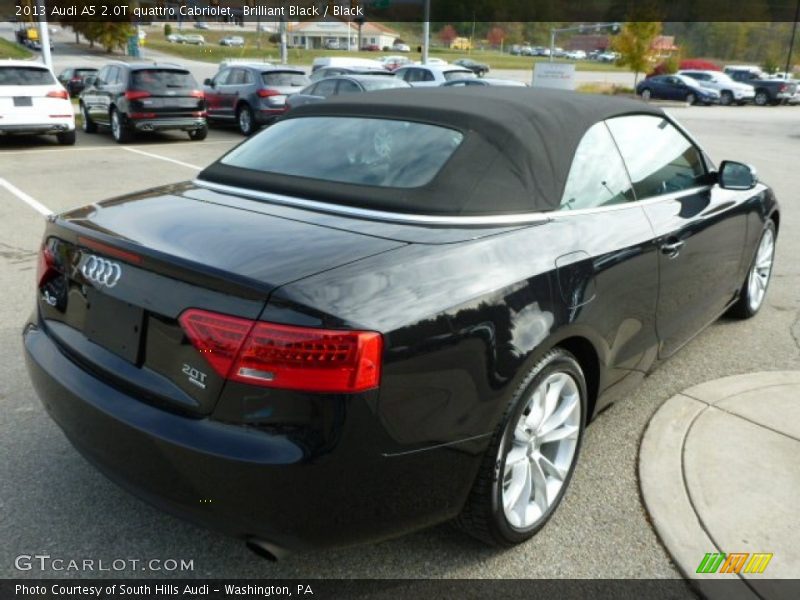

660,238,685,258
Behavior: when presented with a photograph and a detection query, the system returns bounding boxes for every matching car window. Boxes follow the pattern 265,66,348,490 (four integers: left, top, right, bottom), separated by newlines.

262,71,309,87
107,67,121,85
560,122,635,210
213,69,231,86
94,67,109,86
131,69,197,91
443,70,476,81
361,78,408,91
421,69,436,82
241,69,254,84
227,69,245,85
221,116,464,189
0,66,56,85
336,79,361,95
606,115,707,199
314,79,338,97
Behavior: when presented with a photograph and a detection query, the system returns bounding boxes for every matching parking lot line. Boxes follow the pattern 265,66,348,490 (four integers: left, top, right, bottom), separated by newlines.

0,178,52,216
122,147,202,170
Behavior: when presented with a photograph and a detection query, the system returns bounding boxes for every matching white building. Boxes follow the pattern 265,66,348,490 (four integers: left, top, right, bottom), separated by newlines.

288,19,399,50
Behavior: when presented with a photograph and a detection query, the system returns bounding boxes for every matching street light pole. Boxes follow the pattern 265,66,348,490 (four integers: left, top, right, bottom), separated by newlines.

36,0,52,69
785,0,800,77
422,0,430,64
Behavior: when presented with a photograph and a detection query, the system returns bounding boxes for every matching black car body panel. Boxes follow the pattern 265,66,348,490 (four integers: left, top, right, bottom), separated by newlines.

24,88,779,553
79,62,206,136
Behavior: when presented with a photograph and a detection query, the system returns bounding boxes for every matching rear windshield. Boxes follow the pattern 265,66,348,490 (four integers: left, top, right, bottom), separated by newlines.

361,78,408,90
221,116,463,188
443,70,476,81
261,71,309,87
0,67,55,86
131,69,197,91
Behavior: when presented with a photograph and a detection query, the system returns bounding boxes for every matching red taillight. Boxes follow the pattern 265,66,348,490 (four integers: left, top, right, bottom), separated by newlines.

37,245,58,287
125,90,151,101
179,309,383,393
129,112,156,119
256,88,279,98
779,84,788,92
46,90,69,100
189,89,204,98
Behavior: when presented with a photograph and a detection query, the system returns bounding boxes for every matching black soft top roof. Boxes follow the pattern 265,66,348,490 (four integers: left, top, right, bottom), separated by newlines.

200,87,665,216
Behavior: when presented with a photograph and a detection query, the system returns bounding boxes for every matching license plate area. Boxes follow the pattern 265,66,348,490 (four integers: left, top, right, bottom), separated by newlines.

13,96,32,107
84,287,143,364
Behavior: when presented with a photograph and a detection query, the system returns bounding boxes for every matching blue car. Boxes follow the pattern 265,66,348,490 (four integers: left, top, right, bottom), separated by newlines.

636,74,720,105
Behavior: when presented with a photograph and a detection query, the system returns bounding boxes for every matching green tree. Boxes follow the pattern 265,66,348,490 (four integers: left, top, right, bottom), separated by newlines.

612,21,662,86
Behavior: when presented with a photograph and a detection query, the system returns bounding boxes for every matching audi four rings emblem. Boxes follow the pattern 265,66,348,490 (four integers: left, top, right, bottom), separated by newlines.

81,255,122,288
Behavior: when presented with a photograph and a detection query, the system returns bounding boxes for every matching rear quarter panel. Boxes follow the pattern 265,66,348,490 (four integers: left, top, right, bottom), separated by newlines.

267,206,660,455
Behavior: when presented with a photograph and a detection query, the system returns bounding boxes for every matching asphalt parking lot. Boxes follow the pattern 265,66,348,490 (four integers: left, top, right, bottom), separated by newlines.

1,104,799,580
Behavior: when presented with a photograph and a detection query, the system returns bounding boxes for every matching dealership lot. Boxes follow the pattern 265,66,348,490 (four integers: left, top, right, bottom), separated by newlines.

1,105,799,579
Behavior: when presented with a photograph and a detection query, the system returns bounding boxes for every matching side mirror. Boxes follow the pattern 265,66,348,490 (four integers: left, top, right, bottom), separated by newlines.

84,75,96,87
204,78,214,87
718,160,758,190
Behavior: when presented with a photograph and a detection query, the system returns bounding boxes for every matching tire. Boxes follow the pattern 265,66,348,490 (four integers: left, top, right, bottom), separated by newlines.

81,103,96,134
720,91,734,106
56,130,76,145
727,221,776,319
188,125,208,141
686,92,696,105
455,348,587,546
754,90,769,106
110,108,133,143
640,88,652,101
237,103,255,136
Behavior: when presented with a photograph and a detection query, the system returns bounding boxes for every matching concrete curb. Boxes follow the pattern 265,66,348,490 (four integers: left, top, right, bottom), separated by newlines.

640,371,800,600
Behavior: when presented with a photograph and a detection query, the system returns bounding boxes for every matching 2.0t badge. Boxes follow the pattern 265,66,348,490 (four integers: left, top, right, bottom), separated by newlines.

80,255,122,288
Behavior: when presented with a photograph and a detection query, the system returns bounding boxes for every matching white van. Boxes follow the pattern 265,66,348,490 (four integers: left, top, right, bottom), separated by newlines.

311,57,385,73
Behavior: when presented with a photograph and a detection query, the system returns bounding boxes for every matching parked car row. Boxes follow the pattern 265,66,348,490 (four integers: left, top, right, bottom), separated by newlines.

166,33,205,45
636,69,798,106
14,56,796,148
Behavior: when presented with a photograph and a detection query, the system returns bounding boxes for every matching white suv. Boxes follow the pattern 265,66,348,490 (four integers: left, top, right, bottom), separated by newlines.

679,70,756,106
0,61,76,144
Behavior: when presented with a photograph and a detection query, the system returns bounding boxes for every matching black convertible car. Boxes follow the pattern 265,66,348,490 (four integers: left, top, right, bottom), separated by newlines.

24,88,778,557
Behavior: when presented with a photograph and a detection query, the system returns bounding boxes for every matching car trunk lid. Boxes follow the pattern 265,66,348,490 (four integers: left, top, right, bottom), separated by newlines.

38,187,405,416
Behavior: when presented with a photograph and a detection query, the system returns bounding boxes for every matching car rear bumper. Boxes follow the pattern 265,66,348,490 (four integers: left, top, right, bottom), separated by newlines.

23,318,478,552
0,122,74,135
131,117,206,132
256,107,287,124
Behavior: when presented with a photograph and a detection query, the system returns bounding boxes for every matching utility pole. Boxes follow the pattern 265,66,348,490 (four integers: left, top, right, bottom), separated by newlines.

422,0,430,64
36,0,52,69
279,17,287,64
785,0,800,77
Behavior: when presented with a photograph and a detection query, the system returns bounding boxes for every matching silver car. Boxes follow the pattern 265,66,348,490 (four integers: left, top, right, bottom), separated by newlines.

679,70,756,106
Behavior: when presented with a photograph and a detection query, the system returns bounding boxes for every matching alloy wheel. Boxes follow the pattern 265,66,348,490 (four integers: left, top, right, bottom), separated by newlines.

111,111,120,140
501,371,581,530
238,107,252,135
747,227,775,312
